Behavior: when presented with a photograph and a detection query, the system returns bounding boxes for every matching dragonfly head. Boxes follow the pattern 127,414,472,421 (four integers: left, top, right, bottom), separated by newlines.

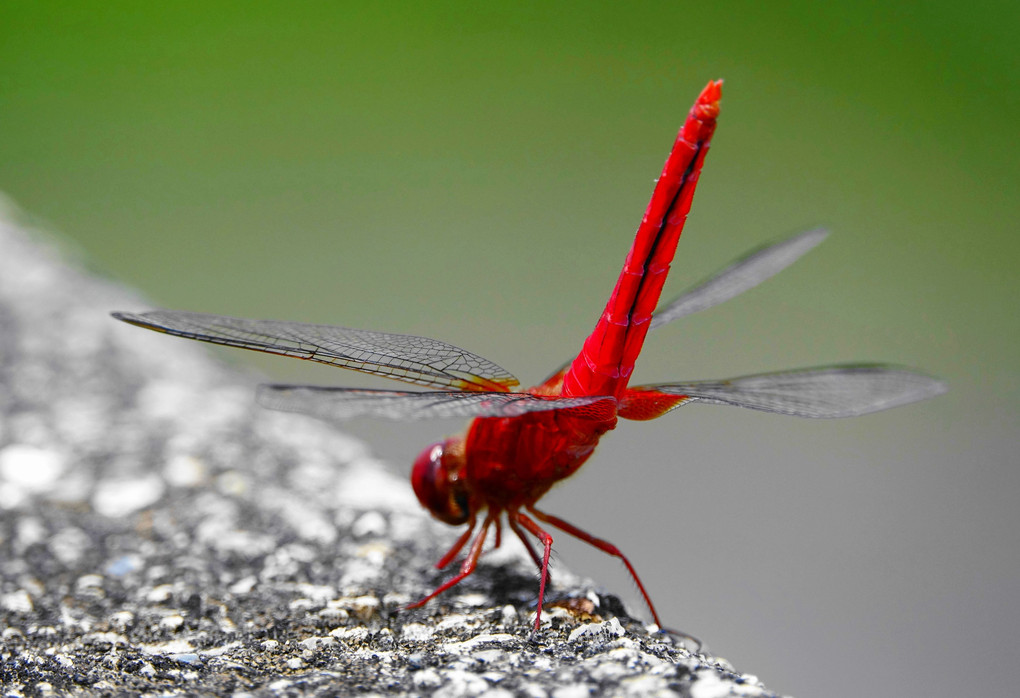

412,438,470,526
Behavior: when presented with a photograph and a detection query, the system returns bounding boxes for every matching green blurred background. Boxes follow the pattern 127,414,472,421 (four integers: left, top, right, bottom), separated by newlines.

2,2,1017,696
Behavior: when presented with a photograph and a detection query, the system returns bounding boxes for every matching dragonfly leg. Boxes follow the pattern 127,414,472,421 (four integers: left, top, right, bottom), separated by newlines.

406,514,493,611
507,514,548,580
510,510,554,632
496,515,556,595
435,513,477,570
528,505,665,629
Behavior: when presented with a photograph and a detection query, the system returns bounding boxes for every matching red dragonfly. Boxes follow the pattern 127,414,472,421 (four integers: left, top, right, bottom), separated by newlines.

113,81,944,633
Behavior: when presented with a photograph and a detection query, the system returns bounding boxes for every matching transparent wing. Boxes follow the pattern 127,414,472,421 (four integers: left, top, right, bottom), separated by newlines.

538,229,829,389
650,228,828,329
256,385,617,421
629,365,947,418
112,310,518,392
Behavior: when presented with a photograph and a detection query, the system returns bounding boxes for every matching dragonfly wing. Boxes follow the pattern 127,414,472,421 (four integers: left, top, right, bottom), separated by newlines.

622,365,947,419
256,385,618,421
650,228,828,329
543,229,829,390
112,310,518,392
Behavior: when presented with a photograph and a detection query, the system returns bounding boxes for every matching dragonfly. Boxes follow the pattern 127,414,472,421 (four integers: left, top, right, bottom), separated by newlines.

113,80,945,634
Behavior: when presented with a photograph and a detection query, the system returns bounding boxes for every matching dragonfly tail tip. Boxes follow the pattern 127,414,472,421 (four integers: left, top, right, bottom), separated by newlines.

696,80,723,118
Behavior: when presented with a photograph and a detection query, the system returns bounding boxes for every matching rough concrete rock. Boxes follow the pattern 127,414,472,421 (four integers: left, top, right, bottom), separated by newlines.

0,199,782,696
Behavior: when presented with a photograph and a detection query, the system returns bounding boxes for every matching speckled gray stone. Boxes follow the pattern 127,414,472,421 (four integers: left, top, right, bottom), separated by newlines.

0,199,783,697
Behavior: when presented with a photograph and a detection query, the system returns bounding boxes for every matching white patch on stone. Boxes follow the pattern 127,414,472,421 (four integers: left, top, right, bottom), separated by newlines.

552,686,593,698
454,592,490,608
82,632,128,648
1,589,33,613
412,668,442,689
690,670,768,698
159,615,185,631
293,584,336,602
352,510,388,537
163,454,207,487
49,527,89,565
0,444,66,492
620,674,669,695
108,611,134,630
140,639,194,655
146,584,174,603
229,576,257,594
473,648,507,665
92,474,165,517
298,636,335,651
16,516,47,549
482,689,517,698
0,482,28,509
400,623,435,643
170,653,201,665
568,617,626,643
443,633,515,653
434,669,489,695
215,470,249,497
75,574,104,591
331,626,370,643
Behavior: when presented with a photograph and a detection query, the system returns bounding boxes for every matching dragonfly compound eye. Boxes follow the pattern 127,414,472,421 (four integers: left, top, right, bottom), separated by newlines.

411,441,470,526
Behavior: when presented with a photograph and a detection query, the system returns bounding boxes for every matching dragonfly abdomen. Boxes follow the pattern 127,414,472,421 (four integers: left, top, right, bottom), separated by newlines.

561,80,722,400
